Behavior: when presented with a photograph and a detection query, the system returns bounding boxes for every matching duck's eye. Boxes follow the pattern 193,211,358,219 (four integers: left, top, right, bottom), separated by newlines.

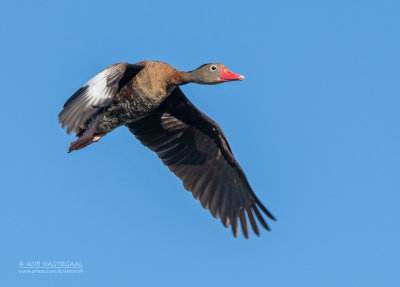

210,65,217,71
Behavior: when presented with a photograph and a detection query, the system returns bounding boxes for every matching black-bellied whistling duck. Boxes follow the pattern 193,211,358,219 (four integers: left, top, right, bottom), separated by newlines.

59,61,276,238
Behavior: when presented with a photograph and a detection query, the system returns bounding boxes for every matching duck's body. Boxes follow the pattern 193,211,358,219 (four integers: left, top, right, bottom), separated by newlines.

61,61,182,138
97,61,178,133
59,60,276,238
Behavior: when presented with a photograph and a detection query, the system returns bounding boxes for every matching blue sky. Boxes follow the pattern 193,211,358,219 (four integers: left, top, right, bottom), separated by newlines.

0,0,399,286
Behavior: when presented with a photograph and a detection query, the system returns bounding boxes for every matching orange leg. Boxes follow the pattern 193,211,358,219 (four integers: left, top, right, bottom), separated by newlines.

68,114,105,153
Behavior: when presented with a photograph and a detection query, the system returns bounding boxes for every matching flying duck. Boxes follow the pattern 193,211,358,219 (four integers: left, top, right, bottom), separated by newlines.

58,61,276,238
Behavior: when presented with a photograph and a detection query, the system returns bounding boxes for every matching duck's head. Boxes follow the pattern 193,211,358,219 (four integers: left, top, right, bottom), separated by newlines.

184,63,244,85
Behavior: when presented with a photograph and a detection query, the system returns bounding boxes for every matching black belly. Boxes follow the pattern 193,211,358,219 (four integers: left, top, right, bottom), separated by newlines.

95,84,169,133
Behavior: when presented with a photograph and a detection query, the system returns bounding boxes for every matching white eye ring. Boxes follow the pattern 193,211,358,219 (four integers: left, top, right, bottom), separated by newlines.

210,65,217,71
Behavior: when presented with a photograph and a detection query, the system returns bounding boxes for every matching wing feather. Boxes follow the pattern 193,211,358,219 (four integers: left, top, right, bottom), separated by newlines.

58,63,143,135
127,87,276,238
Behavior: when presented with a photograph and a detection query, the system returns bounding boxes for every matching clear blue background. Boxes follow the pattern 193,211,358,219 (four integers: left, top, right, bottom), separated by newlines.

0,0,399,286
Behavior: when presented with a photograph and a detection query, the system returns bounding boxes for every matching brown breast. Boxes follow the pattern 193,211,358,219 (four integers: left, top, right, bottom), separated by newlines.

98,61,183,132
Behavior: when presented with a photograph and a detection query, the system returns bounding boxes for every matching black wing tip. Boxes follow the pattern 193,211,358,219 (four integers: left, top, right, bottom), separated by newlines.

223,201,277,239
231,217,239,237
63,85,89,108
255,197,277,221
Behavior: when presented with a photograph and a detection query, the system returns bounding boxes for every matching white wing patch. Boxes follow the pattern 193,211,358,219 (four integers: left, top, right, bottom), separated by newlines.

59,63,127,135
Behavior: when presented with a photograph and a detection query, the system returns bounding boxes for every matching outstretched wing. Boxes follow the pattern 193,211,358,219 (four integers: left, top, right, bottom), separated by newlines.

127,87,276,238
59,62,143,135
